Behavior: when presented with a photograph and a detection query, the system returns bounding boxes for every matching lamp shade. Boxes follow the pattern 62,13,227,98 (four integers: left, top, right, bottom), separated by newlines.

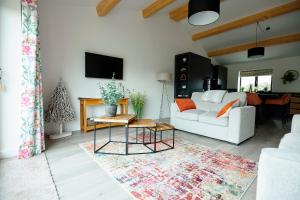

188,0,220,26
157,73,172,82
248,47,265,58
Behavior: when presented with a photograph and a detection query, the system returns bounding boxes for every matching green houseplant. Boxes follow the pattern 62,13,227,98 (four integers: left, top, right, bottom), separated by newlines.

99,79,124,117
281,70,299,84
130,91,146,119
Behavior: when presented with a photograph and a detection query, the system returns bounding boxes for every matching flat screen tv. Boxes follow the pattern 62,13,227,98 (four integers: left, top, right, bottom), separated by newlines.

85,52,123,80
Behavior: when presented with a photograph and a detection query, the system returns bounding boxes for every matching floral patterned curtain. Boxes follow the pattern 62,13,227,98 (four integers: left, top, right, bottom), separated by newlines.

19,0,45,159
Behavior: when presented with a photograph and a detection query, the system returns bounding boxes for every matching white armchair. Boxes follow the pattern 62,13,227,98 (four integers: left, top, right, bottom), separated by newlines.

291,114,300,133
256,148,300,200
257,114,300,200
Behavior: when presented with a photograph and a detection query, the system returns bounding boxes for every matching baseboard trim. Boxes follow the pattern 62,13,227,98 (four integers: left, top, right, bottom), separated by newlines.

0,148,18,159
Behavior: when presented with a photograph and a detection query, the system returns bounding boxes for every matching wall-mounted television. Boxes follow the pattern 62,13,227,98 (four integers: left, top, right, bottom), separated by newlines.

85,52,123,80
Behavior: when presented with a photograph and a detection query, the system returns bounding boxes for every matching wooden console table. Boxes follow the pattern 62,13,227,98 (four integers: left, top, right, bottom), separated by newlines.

79,98,129,132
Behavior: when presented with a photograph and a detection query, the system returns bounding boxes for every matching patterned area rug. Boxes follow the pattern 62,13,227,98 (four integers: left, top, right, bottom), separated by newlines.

80,133,256,200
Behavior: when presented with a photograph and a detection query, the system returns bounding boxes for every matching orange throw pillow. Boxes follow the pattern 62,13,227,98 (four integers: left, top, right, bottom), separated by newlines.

175,98,196,112
216,99,239,118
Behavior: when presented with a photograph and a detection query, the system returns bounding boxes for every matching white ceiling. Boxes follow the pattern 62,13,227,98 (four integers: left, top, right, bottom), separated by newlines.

48,0,300,64
179,0,300,64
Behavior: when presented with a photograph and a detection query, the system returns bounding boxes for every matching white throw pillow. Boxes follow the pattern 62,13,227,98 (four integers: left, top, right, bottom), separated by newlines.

201,90,227,103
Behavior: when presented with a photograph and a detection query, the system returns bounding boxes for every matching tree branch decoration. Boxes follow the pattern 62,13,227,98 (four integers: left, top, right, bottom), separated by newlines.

45,79,75,123
281,70,299,84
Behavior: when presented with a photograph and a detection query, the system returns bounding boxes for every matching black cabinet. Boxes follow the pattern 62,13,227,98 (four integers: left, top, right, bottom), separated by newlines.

211,65,228,90
174,52,211,98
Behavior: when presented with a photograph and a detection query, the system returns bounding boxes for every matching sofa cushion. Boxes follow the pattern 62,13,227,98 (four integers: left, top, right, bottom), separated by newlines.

191,92,203,108
175,109,203,121
198,101,222,112
223,92,247,106
201,90,227,103
175,98,196,112
198,111,229,127
279,133,300,153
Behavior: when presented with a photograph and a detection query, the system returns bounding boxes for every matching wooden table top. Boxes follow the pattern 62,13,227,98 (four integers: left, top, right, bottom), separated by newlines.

94,114,135,124
149,123,174,131
127,119,156,128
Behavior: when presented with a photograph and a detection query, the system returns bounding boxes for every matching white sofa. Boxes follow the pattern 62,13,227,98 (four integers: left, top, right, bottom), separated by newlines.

257,114,300,200
170,90,256,144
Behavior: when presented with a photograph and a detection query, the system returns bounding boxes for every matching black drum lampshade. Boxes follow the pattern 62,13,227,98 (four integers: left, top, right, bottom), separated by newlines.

188,0,220,26
248,47,265,58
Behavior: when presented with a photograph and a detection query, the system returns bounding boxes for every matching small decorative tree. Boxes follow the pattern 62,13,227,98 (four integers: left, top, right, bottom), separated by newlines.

45,79,75,139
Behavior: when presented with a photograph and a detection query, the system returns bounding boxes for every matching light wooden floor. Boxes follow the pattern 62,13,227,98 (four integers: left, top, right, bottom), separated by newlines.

45,120,289,200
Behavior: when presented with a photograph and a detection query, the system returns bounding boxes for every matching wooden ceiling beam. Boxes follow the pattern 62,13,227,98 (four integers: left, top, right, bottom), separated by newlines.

142,0,175,18
169,3,188,21
193,1,300,41
207,33,300,57
96,0,120,16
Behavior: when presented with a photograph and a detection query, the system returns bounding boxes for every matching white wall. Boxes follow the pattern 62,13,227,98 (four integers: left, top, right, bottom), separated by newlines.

0,0,22,158
39,1,206,133
226,56,300,92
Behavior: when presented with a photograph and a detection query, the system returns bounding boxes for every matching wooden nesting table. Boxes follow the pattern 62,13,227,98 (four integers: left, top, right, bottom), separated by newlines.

93,115,175,155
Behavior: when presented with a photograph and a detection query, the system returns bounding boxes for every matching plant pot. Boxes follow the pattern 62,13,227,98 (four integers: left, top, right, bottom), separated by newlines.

105,104,117,117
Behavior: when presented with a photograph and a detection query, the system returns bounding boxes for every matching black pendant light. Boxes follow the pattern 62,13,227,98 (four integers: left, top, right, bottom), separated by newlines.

188,0,220,26
248,47,264,58
248,22,265,58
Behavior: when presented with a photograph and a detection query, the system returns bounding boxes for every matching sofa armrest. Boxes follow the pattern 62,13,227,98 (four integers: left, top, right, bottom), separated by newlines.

170,103,177,118
228,106,256,144
257,148,300,200
292,114,300,133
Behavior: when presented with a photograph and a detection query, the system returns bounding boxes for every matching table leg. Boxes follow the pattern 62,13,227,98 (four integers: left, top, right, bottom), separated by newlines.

109,122,112,141
160,131,162,142
143,128,145,144
136,128,138,143
125,126,129,155
120,104,124,114
94,119,96,153
154,130,157,152
172,129,175,148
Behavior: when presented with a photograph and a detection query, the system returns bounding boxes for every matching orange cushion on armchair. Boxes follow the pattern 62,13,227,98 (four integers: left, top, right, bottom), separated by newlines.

265,94,290,105
175,98,196,112
247,93,263,106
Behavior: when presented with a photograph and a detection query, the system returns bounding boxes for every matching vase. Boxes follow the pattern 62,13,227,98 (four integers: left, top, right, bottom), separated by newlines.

105,105,117,117
134,108,143,120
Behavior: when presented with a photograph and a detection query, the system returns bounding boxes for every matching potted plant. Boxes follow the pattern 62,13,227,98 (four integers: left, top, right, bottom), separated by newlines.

130,91,146,119
99,79,124,117
281,70,299,84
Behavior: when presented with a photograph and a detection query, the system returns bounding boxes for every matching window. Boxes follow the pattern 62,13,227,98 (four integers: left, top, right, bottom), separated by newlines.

239,69,272,92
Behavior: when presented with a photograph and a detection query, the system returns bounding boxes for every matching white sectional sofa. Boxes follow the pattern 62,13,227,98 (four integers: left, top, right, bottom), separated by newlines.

257,114,300,200
170,90,256,144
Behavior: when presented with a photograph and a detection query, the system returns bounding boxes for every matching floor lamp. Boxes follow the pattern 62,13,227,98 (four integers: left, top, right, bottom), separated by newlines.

157,72,172,122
